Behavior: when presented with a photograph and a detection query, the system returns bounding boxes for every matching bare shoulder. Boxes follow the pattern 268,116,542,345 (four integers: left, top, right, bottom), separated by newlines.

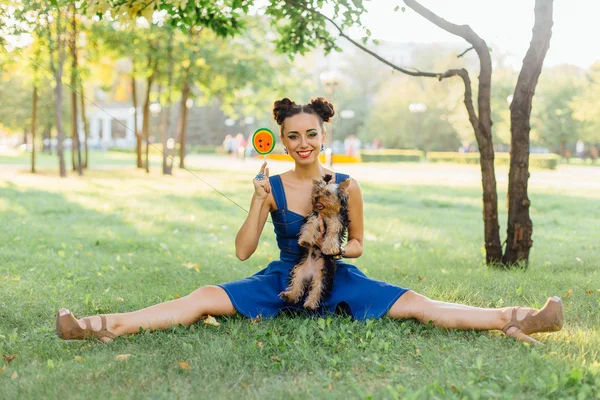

347,178,362,200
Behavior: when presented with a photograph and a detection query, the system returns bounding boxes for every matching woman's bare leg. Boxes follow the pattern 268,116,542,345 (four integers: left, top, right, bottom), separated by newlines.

59,286,236,339
387,290,510,331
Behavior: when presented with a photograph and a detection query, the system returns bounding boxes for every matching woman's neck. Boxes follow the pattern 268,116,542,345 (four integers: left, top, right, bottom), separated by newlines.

291,162,328,182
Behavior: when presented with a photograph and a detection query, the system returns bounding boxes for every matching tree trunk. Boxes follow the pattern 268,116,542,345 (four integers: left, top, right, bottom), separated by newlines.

178,80,190,169
402,0,502,263
69,4,82,176
503,0,554,266
141,61,156,174
50,9,67,178
79,90,89,168
162,29,174,175
31,85,38,174
132,63,142,168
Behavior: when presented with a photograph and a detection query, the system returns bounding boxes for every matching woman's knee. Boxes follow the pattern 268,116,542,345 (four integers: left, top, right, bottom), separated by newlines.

387,290,432,320
188,285,236,317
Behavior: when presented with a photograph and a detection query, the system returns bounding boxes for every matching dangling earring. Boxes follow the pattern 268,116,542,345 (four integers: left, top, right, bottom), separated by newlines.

284,147,288,154
321,144,324,151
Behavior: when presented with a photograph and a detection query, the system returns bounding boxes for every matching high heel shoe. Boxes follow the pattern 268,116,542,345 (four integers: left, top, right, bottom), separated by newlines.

56,309,116,342
502,296,564,345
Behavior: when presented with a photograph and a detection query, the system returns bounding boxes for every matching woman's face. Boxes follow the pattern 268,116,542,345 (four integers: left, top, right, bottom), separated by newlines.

281,113,326,164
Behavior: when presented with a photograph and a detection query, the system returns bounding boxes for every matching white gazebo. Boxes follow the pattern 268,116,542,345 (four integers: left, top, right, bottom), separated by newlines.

86,104,140,149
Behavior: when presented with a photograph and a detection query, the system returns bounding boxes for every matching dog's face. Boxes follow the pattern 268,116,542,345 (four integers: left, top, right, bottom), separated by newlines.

311,174,351,216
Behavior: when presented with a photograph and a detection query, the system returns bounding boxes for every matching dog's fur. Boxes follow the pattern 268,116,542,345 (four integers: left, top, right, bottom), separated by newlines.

279,174,351,309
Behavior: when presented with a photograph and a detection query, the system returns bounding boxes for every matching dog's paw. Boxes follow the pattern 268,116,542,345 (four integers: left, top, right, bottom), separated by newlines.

279,291,299,304
303,299,320,310
297,238,312,248
321,241,340,256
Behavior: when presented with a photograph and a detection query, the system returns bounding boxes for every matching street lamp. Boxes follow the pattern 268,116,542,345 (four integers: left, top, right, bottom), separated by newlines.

408,103,427,151
320,70,342,167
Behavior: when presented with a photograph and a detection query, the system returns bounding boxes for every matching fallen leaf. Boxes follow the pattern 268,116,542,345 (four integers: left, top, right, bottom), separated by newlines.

0,364,6,374
2,354,16,363
74,356,85,363
115,354,132,362
97,272,103,277
1,276,8,281
575,257,583,264
563,289,573,298
116,297,124,302
11,371,18,379
250,314,262,324
270,355,281,362
174,294,180,299
415,348,420,355
588,290,594,295
418,275,427,282
178,361,192,370
392,265,399,270
77,243,83,249
204,315,220,327
257,342,263,348
11,277,20,281
87,252,93,256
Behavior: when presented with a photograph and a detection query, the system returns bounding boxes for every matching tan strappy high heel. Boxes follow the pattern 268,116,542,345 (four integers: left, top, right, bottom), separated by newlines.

502,296,564,345
56,310,116,342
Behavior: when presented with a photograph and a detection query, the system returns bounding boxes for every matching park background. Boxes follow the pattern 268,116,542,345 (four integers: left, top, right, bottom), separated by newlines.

1,0,599,398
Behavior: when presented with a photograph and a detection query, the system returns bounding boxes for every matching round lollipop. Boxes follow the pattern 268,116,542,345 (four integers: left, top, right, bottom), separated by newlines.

252,128,276,161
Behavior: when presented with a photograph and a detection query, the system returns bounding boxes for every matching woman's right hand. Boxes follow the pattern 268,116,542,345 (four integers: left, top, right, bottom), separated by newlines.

253,162,271,200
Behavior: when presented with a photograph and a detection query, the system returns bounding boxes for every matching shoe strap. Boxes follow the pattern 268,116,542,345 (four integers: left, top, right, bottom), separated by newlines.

502,307,537,333
100,315,116,339
502,307,520,333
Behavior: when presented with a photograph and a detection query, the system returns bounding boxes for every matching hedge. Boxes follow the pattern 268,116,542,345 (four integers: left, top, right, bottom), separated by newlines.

426,152,561,170
360,149,424,162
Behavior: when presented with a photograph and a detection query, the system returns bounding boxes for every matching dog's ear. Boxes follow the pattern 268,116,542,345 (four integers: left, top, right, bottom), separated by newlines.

338,178,351,194
312,177,323,186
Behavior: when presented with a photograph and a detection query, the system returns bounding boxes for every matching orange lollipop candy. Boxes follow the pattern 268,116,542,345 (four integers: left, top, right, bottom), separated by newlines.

252,128,276,156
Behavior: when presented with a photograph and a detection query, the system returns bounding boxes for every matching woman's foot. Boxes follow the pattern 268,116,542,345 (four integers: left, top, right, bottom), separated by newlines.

502,296,564,345
56,308,117,343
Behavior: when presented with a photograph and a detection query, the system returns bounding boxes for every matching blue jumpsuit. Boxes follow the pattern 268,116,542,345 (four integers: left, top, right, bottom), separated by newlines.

218,173,409,320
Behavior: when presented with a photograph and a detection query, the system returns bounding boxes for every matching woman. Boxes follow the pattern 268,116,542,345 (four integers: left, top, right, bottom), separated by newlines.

56,97,564,345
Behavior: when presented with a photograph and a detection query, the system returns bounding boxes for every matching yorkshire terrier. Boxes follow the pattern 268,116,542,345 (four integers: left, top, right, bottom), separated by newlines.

279,174,351,310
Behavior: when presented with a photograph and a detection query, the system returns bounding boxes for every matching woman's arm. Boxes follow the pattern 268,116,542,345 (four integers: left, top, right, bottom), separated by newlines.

343,178,364,259
235,163,272,261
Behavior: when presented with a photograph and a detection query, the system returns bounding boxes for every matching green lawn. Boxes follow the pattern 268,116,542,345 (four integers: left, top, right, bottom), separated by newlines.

1,153,599,399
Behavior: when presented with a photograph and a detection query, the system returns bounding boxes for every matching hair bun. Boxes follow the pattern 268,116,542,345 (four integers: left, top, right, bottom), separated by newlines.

310,97,335,122
273,98,296,125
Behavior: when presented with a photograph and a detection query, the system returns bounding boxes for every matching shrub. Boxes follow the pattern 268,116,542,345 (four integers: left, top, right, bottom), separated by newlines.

426,152,560,170
360,149,424,162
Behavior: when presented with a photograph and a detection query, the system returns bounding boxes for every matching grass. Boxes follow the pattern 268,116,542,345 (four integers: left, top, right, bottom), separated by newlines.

0,152,599,399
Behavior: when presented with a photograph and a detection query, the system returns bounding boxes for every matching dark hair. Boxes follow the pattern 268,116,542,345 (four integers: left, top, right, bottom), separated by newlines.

272,97,335,134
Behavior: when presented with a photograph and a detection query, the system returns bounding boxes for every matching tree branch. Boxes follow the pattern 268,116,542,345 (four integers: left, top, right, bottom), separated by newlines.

284,0,452,80
404,0,492,138
403,0,477,44
283,0,482,136
457,46,474,58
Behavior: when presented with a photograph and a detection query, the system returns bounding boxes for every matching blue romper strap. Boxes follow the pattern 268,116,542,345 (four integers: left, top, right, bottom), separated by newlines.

269,175,287,211
336,172,350,184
